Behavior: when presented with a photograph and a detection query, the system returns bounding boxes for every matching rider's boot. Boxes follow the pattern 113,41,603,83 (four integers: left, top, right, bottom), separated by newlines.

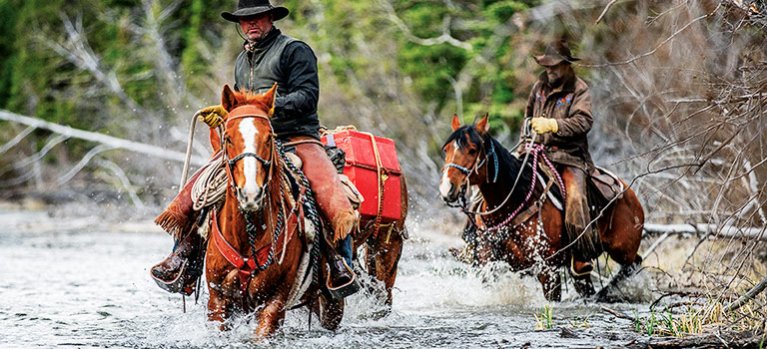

150,155,219,294
292,137,361,299
325,235,360,299
150,229,205,295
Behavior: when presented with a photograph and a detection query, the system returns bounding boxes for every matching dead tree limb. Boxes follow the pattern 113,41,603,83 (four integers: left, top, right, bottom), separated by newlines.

643,223,767,241
0,126,36,155
379,0,472,51
0,110,206,166
724,276,767,313
595,0,619,24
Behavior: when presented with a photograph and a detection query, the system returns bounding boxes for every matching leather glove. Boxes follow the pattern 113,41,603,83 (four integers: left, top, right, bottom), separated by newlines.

196,105,228,128
531,117,558,134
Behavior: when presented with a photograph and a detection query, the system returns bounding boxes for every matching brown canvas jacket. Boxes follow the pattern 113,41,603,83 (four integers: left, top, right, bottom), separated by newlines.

523,72,594,170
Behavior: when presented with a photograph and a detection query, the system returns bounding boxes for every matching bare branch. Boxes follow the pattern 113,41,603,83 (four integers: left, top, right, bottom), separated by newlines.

0,126,36,155
41,13,143,113
595,0,620,24
0,110,206,166
379,0,472,51
96,159,147,210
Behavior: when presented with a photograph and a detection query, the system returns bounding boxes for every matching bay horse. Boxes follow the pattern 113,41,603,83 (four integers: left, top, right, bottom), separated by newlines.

439,114,644,301
204,84,407,338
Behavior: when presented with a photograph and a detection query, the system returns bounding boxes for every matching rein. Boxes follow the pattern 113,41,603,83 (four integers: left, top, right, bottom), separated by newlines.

483,143,565,232
451,135,530,216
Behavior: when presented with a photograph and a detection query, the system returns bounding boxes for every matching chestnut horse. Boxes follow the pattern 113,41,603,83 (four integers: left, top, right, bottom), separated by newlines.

204,84,406,338
439,114,644,301
354,178,408,315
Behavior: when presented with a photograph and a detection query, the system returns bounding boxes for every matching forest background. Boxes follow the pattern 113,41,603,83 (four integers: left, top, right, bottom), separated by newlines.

1,0,766,340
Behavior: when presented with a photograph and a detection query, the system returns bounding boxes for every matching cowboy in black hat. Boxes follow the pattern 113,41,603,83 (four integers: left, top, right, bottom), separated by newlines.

524,39,599,279
150,0,360,299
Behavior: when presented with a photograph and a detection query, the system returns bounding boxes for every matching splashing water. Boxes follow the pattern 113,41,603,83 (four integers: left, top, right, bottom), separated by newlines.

0,209,652,348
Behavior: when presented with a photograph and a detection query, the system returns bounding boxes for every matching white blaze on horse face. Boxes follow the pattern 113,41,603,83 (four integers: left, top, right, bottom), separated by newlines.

439,170,452,198
439,141,461,199
239,119,260,202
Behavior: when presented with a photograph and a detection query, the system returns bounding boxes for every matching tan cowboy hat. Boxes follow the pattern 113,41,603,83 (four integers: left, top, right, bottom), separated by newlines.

533,40,581,67
221,0,289,22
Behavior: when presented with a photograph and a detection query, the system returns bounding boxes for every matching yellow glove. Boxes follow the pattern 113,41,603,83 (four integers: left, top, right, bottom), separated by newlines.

196,105,228,128
531,117,558,134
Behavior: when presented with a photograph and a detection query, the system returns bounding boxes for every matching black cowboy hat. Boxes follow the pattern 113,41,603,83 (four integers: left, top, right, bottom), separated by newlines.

221,0,289,23
534,40,581,67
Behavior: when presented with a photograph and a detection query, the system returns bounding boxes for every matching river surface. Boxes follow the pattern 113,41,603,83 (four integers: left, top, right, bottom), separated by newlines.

0,207,655,348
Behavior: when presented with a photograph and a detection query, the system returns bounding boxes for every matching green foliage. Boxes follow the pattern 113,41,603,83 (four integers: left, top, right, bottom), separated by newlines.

390,0,539,129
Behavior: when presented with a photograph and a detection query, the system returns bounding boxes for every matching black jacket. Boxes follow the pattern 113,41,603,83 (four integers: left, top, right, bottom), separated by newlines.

234,29,321,139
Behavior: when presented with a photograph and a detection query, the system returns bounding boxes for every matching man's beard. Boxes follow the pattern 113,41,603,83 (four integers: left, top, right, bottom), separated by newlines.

546,75,564,88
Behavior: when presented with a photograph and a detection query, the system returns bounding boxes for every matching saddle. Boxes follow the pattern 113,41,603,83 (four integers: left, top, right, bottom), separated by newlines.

589,167,624,203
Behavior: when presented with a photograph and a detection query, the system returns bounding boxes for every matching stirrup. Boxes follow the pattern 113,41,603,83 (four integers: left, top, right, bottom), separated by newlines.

569,256,593,278
151,259,193,295
325,259,360,300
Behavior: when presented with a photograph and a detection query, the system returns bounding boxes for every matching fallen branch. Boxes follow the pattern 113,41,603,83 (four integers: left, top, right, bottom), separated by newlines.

643,223,767,241
0,110,206,166
724,276,767,313
601,305,636,322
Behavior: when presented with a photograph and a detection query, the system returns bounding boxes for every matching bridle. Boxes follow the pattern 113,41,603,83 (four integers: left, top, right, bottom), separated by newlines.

222,105,277,196
443,134,501,209
444,139,499,181
443,124,541,217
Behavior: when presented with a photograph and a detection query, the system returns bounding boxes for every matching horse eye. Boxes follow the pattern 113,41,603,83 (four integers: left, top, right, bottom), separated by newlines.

468,148,478,155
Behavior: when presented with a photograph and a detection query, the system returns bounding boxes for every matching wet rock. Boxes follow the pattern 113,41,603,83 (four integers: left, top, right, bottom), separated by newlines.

560,327,579,338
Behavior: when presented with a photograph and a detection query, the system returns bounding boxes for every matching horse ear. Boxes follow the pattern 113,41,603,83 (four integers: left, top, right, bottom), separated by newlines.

221,84,237,112
475,113,490,135
262,82,278,117
451,113,461,131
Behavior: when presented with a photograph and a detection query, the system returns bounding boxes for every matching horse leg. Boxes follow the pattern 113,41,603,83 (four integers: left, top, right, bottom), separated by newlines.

595,186,645,301
318,293,345,331
537,266,562,302
253,294,288,339
595,256,642,302
368,227,404,310
207,268,240,330
573,276,595,298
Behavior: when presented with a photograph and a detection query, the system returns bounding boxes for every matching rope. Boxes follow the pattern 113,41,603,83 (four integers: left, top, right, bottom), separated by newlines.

178,112,200,193
243,195,285,274
191,155,228,211
484,143,564,233
320,125,358,137
460,134,537,217
366,132,387,237
282,139,324,148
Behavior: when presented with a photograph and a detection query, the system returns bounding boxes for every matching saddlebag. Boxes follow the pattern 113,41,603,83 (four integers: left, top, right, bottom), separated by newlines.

322,128,403,222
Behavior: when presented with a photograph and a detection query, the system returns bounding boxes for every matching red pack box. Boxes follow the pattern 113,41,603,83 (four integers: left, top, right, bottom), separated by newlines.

321,130,402,222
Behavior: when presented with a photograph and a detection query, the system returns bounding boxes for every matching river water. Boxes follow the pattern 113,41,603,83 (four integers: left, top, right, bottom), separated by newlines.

0,207,653,348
